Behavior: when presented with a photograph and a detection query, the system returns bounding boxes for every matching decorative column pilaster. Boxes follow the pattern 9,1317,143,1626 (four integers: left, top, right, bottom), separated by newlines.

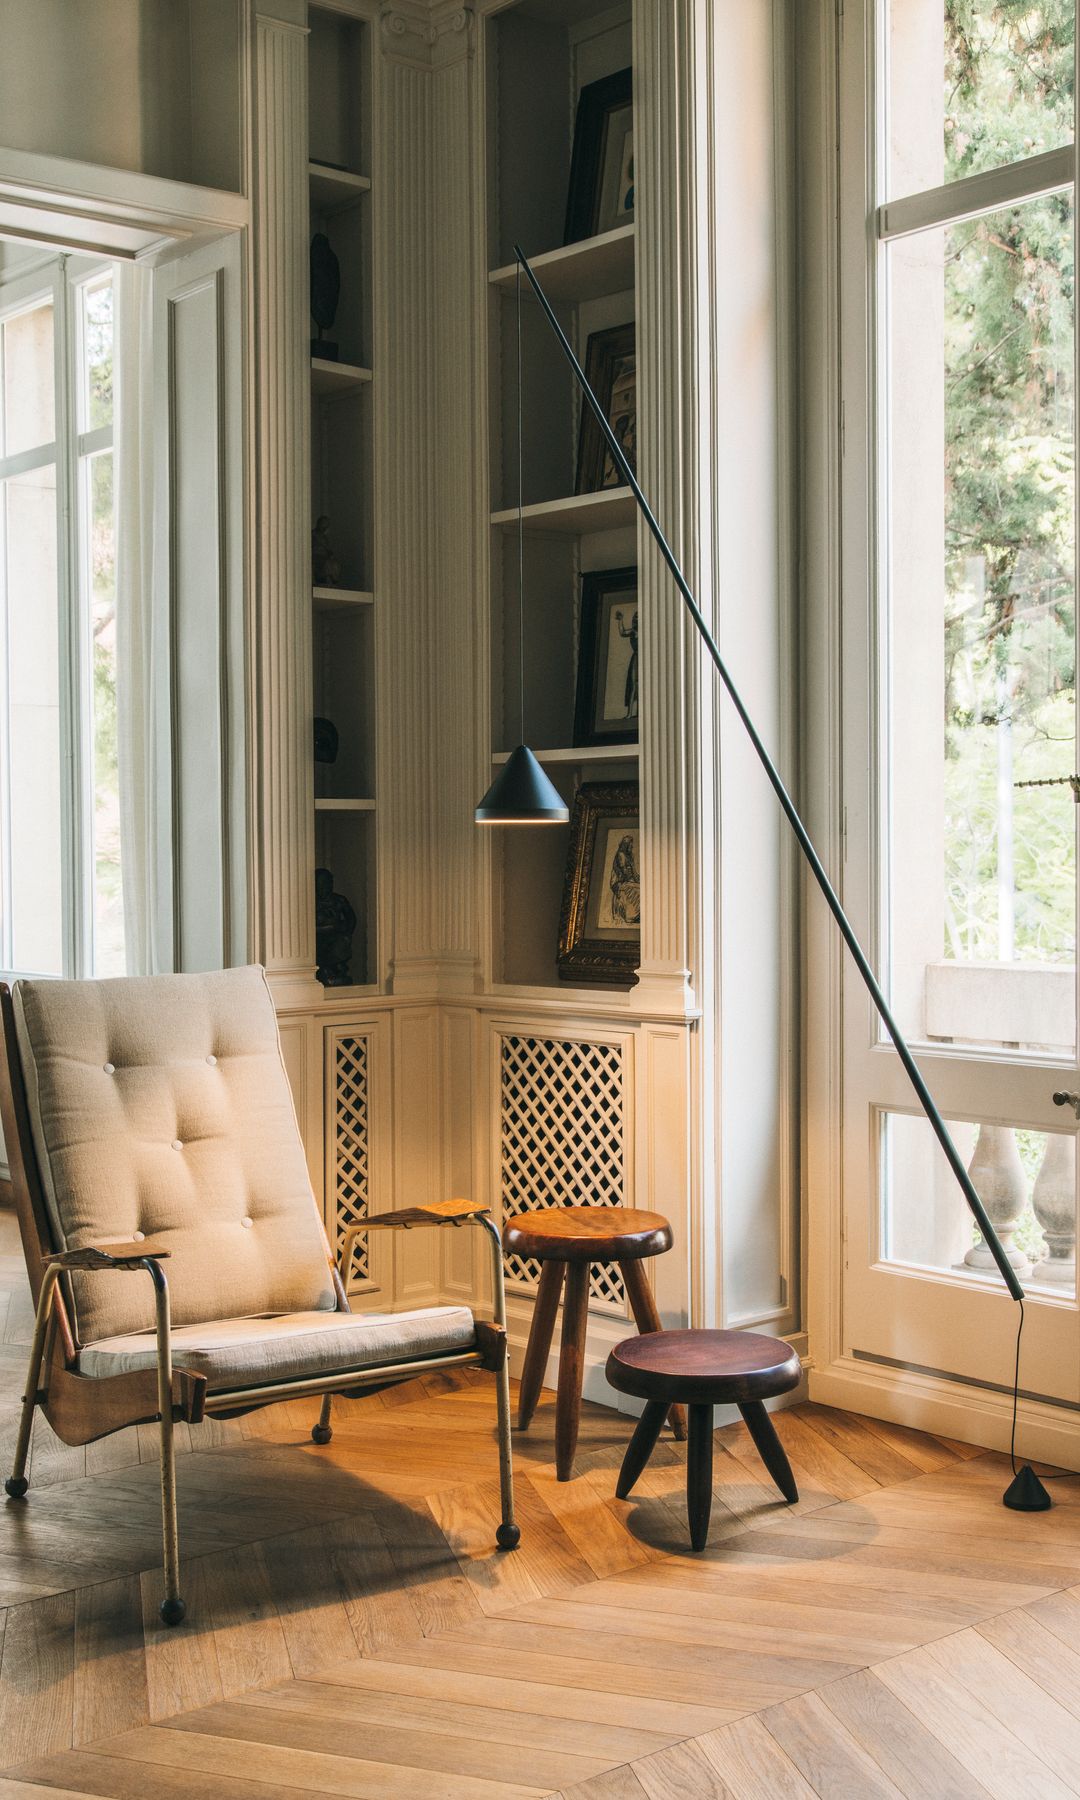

632,0,708,1018
251,2,318,1002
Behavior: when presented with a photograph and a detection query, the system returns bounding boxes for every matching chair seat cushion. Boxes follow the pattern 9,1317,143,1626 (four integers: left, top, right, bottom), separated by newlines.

78,1304,476,1390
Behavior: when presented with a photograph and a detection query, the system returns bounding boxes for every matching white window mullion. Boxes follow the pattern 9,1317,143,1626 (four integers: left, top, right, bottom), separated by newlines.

880,143,1074,241
54,256,92,979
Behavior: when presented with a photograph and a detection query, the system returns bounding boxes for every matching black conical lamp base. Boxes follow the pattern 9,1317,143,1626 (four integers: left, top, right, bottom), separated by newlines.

475,744,569,825
1003,1464,1052,1511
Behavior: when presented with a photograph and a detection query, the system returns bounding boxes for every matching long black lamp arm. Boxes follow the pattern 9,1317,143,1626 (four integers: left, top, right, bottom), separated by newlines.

514,242,1023,1304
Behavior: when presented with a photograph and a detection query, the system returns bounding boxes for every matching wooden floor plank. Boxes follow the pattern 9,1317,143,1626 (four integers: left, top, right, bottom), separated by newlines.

632,1737,734,1799
762,1688,906,1797
919,1627,1080,1793
200,1541,292,1700
694,1714,821,1799
71,1577,148,1748
874,1639,1075,1800
139,1556,224,1723
818,1668,993,1799
553,1767,650,1800
0,1591,75,1770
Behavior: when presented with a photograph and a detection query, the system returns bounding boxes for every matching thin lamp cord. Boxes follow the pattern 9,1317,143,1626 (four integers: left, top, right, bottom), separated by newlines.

516,258,526,744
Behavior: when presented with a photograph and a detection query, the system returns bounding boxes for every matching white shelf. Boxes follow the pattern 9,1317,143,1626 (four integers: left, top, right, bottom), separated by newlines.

489,224,635,304
314,797,376,813
490,486,635,535
492,743,639,765
309,161,371,212
313,586,373,611
311,358,372,396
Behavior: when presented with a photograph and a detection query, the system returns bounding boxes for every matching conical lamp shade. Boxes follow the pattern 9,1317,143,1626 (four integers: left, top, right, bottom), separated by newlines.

475,744,569,824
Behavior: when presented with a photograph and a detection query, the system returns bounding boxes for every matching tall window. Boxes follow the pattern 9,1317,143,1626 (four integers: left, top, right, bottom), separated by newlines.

0,257,123,977
880,3,1075,1055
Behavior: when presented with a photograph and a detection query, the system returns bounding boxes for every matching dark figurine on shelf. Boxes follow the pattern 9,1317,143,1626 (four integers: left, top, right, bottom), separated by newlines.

315,866,357,986
312,516,342,587
314,717,339,765
310,231,341,361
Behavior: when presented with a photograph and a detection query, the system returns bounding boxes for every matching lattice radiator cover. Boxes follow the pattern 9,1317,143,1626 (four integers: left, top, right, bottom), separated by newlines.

330,1032,371,1285
499,1032,629,1310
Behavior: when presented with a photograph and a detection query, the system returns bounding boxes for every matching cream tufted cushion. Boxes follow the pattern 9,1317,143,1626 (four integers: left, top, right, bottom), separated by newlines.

13,966,336,1345
77,1305,476,1387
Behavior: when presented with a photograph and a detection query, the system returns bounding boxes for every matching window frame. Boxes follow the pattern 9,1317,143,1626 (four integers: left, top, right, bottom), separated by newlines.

0,252,117,979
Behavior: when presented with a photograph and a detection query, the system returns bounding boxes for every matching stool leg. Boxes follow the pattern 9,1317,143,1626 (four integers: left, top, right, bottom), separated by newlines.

618,1259,687,1442
687,1403,714,1551
739,1400,799,1503
518,1261,565,1430
615,1399,667,1500
555,1262,590,1480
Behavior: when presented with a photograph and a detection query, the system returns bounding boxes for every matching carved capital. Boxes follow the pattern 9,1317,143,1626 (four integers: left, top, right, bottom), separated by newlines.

379,1,473,68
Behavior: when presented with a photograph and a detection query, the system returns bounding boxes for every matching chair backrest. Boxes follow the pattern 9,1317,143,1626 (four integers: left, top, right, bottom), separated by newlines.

7,965,336,1346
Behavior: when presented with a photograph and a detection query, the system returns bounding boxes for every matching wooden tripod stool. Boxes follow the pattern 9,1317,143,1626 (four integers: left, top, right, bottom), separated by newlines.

504,1206,686,1480
606,1328,801,1549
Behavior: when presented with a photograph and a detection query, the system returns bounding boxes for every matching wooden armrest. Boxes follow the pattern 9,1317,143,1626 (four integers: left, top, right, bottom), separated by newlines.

362,1198,491,1231
44,1243,171,1272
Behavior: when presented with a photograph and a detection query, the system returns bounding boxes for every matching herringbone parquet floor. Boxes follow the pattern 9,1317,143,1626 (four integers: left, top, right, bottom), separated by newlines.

2,1209,1080,1797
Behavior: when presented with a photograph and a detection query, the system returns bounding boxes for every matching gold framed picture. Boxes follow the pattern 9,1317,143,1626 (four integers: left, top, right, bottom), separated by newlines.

575,322,636,494
557,782,640,986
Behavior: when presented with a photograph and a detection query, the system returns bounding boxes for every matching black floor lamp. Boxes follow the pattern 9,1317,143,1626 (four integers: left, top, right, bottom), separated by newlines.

479,243,1052,1513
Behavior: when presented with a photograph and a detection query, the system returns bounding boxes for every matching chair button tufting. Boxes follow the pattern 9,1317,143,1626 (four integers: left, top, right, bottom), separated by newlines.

206,1054,217,1066
103,1062,115,1075
171,1140,183,1152
241,1215,253,1229
132,1230,145,1241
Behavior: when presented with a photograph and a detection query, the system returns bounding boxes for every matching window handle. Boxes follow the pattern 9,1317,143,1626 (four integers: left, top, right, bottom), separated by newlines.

1052,1091,1080,1120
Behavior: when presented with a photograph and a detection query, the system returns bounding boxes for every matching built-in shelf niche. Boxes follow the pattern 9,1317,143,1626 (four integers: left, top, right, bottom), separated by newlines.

309,1,376,992
485,0,637,993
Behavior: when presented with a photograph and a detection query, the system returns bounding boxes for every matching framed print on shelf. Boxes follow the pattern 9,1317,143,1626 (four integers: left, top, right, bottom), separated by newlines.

557,782,640,986
575,322,636,493
574,566,639,747
564,67,634,244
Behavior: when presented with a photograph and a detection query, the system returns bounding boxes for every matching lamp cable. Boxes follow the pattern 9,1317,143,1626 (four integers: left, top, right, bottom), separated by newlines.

516,259,526,744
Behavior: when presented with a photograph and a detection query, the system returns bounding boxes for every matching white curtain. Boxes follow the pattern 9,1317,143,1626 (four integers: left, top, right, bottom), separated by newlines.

115,262,157,974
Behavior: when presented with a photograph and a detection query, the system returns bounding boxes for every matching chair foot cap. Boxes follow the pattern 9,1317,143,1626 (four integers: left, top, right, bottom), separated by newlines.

159,1596,186,1627
311,1425,333,1445
4,1477,28,1499
495,1522,521,1551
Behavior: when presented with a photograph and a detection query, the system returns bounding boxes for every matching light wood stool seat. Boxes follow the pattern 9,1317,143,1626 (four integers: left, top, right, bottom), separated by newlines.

503,1205,686,1480
606,1327,801,1549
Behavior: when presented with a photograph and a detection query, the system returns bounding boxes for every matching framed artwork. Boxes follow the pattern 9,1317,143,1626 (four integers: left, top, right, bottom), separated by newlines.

557,782,641,986
563,67,634,245
575,322,636,493
574,567,639,747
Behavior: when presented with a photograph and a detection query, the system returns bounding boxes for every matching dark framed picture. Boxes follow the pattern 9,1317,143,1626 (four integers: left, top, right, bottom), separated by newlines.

563,66,634,245
575,323,636,493
574,567,639,747
557,782,640,986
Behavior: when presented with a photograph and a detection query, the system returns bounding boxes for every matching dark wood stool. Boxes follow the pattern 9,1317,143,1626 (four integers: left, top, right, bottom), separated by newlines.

606,1328,801,1549
504,1206,687,1481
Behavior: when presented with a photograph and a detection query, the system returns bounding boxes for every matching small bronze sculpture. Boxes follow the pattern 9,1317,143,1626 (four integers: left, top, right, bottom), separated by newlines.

312,516,341,587
310,231,341,362
314,717,339,765
315,867,357,986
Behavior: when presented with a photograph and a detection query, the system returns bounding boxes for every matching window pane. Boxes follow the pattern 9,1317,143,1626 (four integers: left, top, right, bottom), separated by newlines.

1,300,55,459
888,1,1075,197
882,1111,1076,1294
85,448,123,975
885,195,1075,1053
80,276,113,433
2,463,62,974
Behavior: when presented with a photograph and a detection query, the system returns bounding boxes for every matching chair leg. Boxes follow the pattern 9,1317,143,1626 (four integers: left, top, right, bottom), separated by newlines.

615,1398,667,1500
619,1259,687,1442
687,1403,714,1551
4,1267,58,1500
739,1399,799,1503
150,1266,185,1626
312,1393,334,1444
555,1262,590,1481
518,1261,564,1429
494,1343,520,1550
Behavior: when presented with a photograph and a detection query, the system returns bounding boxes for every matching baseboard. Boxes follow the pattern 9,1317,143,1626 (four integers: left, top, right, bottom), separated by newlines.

809,1354,1080,1470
